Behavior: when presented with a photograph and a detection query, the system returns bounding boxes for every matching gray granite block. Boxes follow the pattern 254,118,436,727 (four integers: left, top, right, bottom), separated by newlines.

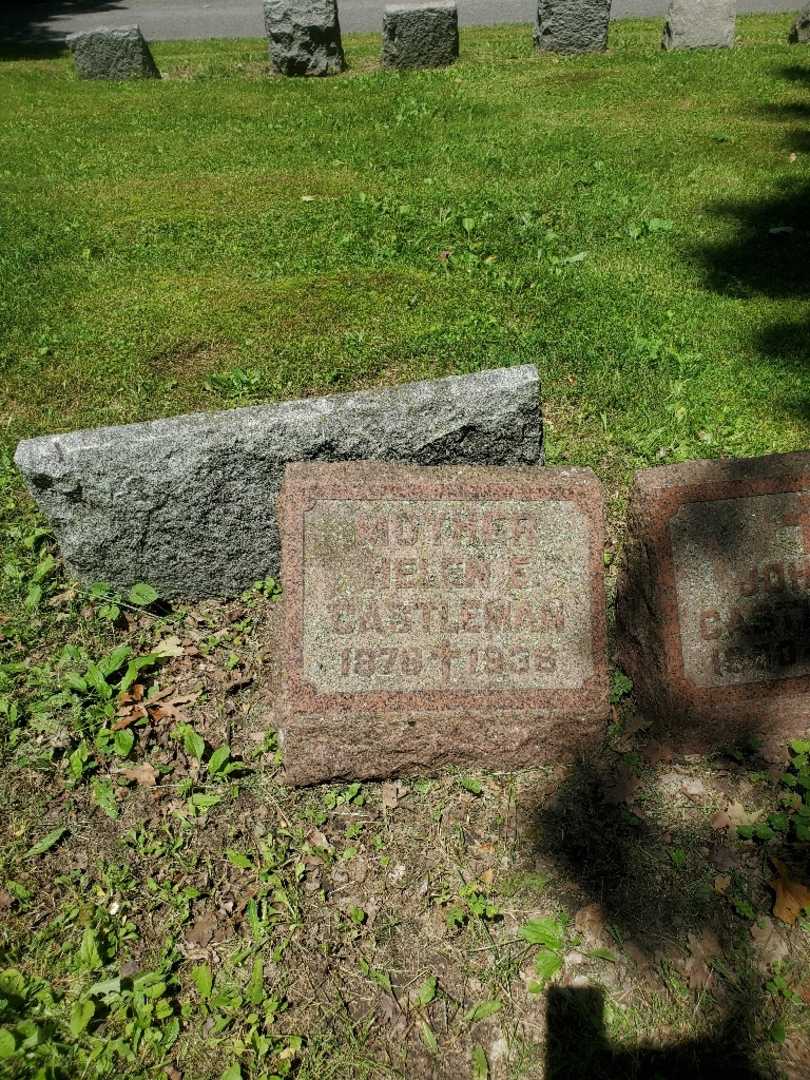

382,2,459,70
14,366,543,599
661,0,735,50
66,25,160,80
789,2,810,43
534,0,611,54
263,0,345,76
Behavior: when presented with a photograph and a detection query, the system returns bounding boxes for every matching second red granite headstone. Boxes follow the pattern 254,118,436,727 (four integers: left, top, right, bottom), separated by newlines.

278,462,609,784
617,452,810,757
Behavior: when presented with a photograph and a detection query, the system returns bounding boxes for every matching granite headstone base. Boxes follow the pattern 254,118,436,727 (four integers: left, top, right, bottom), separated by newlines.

661,0,735,50
382,2,459,70
534,0,611,54
66,25,160,80
15,366,543,600
263,0,346,76
789,3,810,43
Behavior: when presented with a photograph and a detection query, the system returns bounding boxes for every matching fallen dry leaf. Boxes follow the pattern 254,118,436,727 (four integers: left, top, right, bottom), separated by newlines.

121,763,157,787
153,635,185,659
0,889,13,911
681,777,707,800
111,707,147,731
574,902,608,944
712,802,760,832
642,741,674,767
149,703,183,723
623,712,651,738
381,780,408,810
185,910,218,948
750,917,789,972
709,843,738,871
623,941,650,970
771,857,810,926
602,767,641,806
684,929,722,991
726,801,761,828
713,874,731,896
305,826,332,852
711,809,732,831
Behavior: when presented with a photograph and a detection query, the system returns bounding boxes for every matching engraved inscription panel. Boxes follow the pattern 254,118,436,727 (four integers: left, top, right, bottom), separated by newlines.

301,497,595,694
671,491,810,688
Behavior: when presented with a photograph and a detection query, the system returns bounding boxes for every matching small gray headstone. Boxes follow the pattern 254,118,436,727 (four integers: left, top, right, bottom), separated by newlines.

66,25,160,80
263,0,345,76
382,2,459,70
14,366,543,600
534,0,611,54
661,0,735,50
789,3,810,43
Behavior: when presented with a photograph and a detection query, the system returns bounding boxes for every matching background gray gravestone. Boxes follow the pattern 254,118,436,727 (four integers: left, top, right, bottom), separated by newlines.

661,0,736,48
534,0,611,53
382,2,459,70
66,25,160,79
263,0,346,75
15,366,543,600
789,2,810,41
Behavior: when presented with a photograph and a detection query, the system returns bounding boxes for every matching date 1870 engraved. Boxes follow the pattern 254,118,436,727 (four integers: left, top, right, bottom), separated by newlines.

300,497,595,694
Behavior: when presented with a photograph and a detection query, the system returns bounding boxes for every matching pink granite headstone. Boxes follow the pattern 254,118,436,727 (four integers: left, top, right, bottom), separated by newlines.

617,452,810,757
277,461,609,784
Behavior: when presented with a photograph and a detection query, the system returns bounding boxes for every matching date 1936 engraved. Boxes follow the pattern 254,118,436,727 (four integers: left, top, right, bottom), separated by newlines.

300,497,595,694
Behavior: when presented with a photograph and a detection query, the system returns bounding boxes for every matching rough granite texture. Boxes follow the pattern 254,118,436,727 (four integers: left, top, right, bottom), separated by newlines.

14,366,543,600
278,461,609,784
789,2,810,43
66,25,160,80
534,0,611,54
382,2,459,70
616,453,810,759
661,0,735,50
263,0,345,76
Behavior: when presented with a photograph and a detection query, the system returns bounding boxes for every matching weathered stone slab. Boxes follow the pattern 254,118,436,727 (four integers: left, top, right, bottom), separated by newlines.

66,25,160,80
789,3,810,43
661,0,735,50
616,453,810,758
382,2,459,70
534,0,611,54
278,461,609,784
14,366,542,600
263,0,345,76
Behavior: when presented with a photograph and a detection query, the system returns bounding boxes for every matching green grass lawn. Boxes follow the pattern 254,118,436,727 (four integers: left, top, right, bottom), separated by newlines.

2,17,810,1080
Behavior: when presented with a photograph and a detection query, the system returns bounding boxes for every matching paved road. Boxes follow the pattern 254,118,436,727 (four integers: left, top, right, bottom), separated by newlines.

1,0,800,43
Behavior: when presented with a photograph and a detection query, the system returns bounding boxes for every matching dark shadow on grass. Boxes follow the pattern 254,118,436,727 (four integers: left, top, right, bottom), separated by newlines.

0,1,126,58
697,181,809,301
535,452,810,1075
546,986,765,1079
693,62,810,421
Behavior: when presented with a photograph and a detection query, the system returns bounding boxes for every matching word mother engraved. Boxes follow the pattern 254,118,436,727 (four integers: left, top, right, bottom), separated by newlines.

617,452,810,756
279,462,609,785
